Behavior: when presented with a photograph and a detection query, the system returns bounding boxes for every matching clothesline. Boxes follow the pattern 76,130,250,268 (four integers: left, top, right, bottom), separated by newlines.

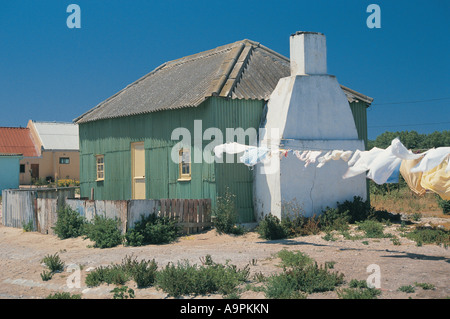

213,139,450,200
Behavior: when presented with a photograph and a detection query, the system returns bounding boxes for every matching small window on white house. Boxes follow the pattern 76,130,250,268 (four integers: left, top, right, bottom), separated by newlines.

178,149,191,181
59,157,70,164
96,155,104,181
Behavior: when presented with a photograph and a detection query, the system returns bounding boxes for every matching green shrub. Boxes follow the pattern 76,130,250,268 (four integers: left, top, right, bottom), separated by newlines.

318,207,350,232
111,286,135,299
356,220,390,238
337,196,373,223
84,214,123,248
125,214,180,246
264,273,308,299
277,249,313,269
53,206,87,239
214,190,245,235
41,253,65,273
437,197,450,215
85,255,158,288
337,287,381,299
46,292,82,299
414,282,435,290
40,270,53,281
85,264,130,287
398,285,415,293
257,214,288,240
156,257,249,297
405,226,450,247
349,279,368,289
22,220,34,232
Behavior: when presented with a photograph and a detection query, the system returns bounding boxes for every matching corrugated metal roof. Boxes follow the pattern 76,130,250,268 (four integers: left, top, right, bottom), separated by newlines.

32,121,79,150
75,39,373,124
0,127,40,157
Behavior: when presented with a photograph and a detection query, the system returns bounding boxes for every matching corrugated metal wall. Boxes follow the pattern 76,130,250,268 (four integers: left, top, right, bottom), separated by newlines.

349,101,369,150
79,97,264,223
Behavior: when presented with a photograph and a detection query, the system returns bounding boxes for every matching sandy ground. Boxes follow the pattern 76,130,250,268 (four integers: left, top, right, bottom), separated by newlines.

0,206,449,300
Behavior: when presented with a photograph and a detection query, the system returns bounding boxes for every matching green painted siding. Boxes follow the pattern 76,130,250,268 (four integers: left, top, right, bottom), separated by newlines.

349,101,369,150
79,97,264,222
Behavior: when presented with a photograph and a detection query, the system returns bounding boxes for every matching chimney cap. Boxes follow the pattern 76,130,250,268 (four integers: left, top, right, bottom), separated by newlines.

290,31,324,37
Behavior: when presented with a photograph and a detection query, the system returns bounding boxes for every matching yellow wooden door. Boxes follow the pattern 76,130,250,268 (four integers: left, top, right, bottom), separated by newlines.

131,142,146,199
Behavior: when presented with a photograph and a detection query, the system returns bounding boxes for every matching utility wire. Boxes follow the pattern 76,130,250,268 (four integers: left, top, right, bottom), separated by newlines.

368,121,450,128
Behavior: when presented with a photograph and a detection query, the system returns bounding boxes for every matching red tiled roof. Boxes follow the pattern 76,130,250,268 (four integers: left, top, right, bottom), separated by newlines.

0,127,40,157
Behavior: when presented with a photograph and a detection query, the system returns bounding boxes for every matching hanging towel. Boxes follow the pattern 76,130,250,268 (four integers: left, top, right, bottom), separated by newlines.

343,147,384,179
340,150,354,162
317,151,333,168
420,160,450,200
390,137,424,160
399,157,427,196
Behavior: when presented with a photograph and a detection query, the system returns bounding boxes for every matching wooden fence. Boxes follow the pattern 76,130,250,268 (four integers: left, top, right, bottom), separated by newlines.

1,190,212,235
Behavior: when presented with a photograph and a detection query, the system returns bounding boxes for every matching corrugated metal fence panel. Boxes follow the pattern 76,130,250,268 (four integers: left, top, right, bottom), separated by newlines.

127,199,159,229
1,189,36,229
36,198,57,235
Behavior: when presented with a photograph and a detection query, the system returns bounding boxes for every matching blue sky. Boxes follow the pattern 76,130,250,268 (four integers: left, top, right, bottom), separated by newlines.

0,0,449,140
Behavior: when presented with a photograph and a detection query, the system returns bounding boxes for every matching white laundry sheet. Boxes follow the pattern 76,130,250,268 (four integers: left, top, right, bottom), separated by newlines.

213,142,255,159
410,147,450,173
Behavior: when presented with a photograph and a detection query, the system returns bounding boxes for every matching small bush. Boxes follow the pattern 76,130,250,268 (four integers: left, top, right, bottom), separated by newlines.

349,279,368,289
277,249,313,269
264,273,308,299
111,286,135,299
405,226,450,248
337,287,381,299
41,253,65,273
40,270,53,281
437,197,450,215
84,214,123,248
125,214,180,246
156,257,249,297
85,264,130,287
414,282,435,290
128,258,158,288
336,196,373,224
398,285,415,293
46,292,82,299
22,220,34,232
214,190,245,235
318,207,350,232
356,220,390,238
257,214,287,240
53,206,86,239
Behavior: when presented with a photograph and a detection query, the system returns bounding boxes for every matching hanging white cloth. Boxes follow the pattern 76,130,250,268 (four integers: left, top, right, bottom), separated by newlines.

410,147,450,173
214,142,254,159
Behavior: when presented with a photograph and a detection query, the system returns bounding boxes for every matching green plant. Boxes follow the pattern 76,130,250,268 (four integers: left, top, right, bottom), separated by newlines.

41,253,65,273
337,287,381,299
257,214,288,240
318,207,350,232
405,226,450,248
398,285,415,293
83,214,123,248
40,270,53,281
437,197,450,215
356,220,390,238
325,261,336,269
213,190,245,235
414,282,435,290
111,286,135,299
264,273,308,299
349,279,368,289
46,292,82,299
129,258,158,288
53,206,87,239
277,249,313,269
391,237,401,245
22,220,34,232
156,257,249,297
322,232,337,242
125,213,180,246
410,212,422,222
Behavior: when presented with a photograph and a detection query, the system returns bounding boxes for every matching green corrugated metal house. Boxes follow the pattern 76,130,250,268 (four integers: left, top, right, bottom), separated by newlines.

74,39,373,223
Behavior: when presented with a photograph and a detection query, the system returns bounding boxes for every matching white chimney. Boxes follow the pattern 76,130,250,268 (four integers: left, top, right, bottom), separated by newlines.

254,31,367,221
290,31,327,75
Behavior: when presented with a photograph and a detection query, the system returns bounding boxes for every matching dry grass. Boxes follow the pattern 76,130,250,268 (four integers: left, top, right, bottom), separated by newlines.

370,188,450,229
